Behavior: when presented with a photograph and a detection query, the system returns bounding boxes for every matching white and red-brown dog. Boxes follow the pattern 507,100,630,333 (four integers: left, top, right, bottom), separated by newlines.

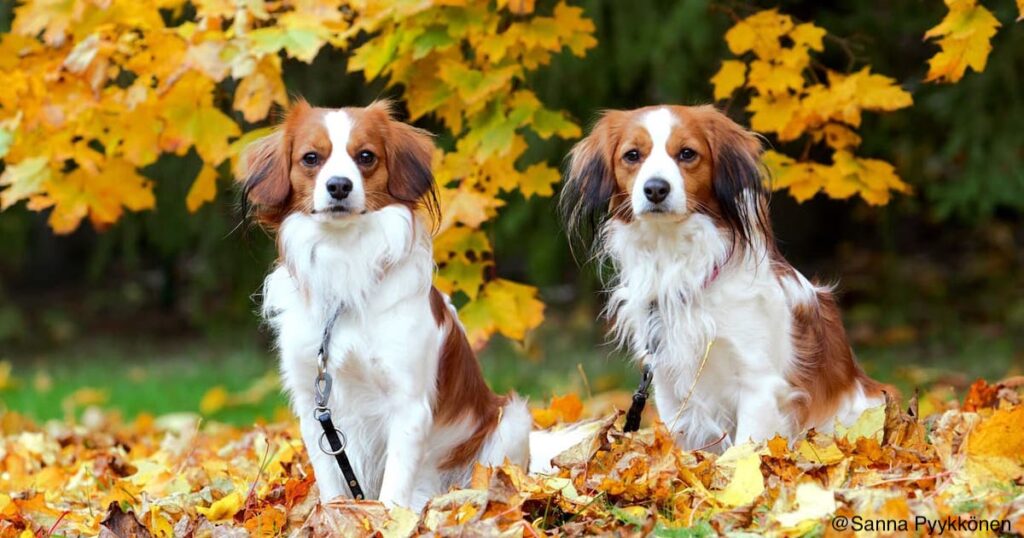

560,105,885,451
237,100,536,510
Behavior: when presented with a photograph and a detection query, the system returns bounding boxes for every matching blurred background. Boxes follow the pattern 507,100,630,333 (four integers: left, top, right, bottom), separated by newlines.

2,0,1022,423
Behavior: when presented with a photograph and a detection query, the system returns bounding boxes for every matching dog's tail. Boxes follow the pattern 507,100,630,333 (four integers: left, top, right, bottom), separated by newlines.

528,419,609,475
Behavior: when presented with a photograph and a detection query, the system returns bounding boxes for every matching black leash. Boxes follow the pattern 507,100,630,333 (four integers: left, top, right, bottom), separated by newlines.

623,363,653,432
312,307,365,500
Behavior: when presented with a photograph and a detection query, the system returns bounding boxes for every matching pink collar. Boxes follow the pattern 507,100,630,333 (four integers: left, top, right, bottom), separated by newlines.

703,264,722,290
700,253,733,288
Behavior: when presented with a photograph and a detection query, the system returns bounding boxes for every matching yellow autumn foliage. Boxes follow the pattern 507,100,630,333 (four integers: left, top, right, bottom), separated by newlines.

0,0,596,346
713,9,914,205
924,0,1003,83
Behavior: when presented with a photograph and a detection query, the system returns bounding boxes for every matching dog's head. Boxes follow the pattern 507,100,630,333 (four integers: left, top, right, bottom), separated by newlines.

238,100,438,227
561,105,769,250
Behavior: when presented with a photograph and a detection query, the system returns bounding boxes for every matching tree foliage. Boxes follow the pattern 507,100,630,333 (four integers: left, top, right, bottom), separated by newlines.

711,9,914,205
0,0,595,346
924,0,1014,83
712,3,1022,206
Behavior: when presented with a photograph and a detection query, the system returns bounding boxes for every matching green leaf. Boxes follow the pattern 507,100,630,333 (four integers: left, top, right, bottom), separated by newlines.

531,108,580,139
350,32,401,80
412,27,455,59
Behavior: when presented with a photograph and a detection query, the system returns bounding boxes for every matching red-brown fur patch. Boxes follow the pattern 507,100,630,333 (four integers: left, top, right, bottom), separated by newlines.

428,288,505,470
779,265,883,427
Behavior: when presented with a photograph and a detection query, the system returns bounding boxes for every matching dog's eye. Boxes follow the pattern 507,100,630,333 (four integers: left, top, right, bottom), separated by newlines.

301,152,319,167
678,148,698,162
623,149,641,163
356,150,376,166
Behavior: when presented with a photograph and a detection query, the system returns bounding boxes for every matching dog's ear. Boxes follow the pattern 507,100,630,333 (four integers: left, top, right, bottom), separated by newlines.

239,130,290,206
560,111,625,247
386,121,437,208
703,107,770,250
378,102,438,221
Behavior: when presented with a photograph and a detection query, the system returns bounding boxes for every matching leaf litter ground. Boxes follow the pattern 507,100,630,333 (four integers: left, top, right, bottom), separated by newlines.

1,380,1023,537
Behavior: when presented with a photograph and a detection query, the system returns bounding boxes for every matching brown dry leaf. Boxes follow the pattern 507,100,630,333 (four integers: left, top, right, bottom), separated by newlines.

99,502,152,538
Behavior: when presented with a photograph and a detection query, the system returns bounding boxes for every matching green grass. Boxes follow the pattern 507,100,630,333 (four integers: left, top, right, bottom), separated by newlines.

1,321,637,425
2,323,1019,425
3,337,286,424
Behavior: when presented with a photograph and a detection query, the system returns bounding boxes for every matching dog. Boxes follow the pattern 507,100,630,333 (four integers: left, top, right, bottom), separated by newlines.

238,100,533,509
560,105,884,451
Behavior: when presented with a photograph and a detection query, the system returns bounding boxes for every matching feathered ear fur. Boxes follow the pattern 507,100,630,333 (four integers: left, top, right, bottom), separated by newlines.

237,100,316,227
360,100,440,223
237,129,290,226
386,120,439,221
702,107,770,251
559,111,627,249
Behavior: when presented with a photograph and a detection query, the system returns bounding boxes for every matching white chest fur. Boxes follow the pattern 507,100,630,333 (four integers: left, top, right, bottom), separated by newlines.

262,207,441,502
604,215,800,450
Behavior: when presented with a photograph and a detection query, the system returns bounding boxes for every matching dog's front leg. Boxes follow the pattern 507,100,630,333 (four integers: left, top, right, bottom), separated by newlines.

377,397,432,508
734,385,789,444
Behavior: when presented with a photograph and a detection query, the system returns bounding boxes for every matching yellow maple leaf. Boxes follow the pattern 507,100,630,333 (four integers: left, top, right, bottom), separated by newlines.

846,67,913,112
774,482,837,530
186,165,219,213
233,54,287,123
200,385,229,415
835,404,885,443
160,72,241,164
0,156,52,211
12,0,77,46
725,9,794,59
439,188,503,230
711,60,747,101
829,150,911,205
764,150,822,202
26,160,155,233
532,393,583,428
519,163,561,198
924,0,1001,83
796,437,845,465
715,442,766,507
790,22,826,51
820,124,862,150
458,278,544,348
747,59,804,96
747,93,802,137
197,491,244,522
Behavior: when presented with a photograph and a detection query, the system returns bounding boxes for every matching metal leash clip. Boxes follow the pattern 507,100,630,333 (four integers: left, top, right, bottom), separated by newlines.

313,348,347,455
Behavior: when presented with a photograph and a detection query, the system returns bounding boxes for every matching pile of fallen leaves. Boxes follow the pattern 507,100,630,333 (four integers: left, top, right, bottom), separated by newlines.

2,380,1023,537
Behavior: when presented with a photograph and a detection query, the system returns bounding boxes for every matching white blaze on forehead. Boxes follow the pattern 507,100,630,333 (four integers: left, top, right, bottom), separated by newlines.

632,107,686,214
324,110,353,151
640,107,678,155
314,109,366,212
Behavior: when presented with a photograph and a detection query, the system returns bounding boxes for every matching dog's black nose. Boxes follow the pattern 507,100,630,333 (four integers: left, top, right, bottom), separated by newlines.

326,176,353,200
643,178,670,204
